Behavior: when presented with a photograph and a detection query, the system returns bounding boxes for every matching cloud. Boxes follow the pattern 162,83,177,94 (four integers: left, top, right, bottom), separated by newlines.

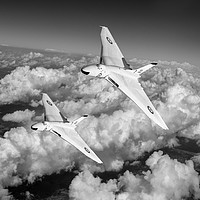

69,151,200,200
12,60,198,168
0,126,99,198
69,170,118,200
68,66,200,165
21,52,44,61
0,65,70,104
2,109,35,123
108,159,124,171
29,99,40,107
144,151,200,199
1,53,200,198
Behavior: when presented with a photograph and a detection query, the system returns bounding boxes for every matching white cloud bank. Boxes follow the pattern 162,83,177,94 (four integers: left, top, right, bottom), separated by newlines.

0,56,200,199
2,109,35,123
0,127,87,199
69,151,200,200
0,65,69,104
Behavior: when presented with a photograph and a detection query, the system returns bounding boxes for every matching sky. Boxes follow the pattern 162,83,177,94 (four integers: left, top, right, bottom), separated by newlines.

0,0,200,66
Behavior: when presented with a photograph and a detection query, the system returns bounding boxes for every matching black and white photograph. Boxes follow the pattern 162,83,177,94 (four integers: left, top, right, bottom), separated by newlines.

0,1,200,199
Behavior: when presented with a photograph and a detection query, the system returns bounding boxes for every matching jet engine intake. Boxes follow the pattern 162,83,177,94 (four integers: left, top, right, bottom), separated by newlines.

31,122,48,131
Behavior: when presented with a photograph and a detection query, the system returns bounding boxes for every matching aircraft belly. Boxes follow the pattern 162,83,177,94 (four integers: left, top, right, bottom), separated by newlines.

51,126,103,163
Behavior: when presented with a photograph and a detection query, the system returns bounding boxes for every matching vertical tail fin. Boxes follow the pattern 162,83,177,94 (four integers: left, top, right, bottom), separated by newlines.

42,93,67,122
100,26,126,68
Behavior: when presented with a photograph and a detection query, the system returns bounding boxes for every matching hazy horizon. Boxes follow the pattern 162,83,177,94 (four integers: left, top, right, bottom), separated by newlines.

1,1,200,66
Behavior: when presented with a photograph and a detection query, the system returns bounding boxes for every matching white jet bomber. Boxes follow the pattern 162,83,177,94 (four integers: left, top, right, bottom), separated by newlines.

31,93,103,164
81,26,168,130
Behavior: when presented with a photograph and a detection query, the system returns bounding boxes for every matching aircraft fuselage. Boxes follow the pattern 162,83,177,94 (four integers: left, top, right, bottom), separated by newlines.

81,64,140,80
31,121,76,131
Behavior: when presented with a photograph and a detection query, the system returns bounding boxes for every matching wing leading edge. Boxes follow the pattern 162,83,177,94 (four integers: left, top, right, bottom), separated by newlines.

51,125,103,164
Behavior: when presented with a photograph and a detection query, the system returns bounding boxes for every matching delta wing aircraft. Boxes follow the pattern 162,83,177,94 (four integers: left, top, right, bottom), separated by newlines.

31,93,103,164
81,26,168,130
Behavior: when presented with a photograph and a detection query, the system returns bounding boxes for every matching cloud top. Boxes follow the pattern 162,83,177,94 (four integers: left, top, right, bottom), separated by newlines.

69,151,200,200
0,51,200,199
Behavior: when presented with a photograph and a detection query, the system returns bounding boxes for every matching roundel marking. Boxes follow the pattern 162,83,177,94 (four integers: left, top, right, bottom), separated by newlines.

46,100,53,106
147,106,154,114
106,37,113,44
84,147,90,153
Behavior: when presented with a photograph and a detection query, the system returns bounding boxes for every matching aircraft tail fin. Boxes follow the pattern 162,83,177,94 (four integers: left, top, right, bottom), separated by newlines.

72,114,88,126
42,93,67,122
135,63,157,75
100,26,131,69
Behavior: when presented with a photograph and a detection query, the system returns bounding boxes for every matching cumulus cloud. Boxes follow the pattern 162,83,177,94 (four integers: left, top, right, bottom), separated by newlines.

1,52,200,199
1,58,197,167
69,151,200,200
0,126,99,199
29,99,40,107
0,65,71,104
69,170,118,200
2,109,35,123
21,52,44,60
63,66,200,166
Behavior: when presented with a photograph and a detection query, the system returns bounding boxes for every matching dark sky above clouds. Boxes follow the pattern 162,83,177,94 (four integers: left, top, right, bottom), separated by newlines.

0,0,199,66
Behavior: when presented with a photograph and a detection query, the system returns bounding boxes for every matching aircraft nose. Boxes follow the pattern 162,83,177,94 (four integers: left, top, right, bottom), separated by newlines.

81,67,90,75
31,124,38,130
